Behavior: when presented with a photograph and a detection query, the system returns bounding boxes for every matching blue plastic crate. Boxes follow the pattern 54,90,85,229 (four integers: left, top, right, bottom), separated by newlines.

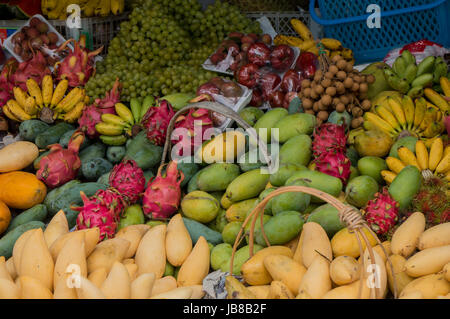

309,0,450,64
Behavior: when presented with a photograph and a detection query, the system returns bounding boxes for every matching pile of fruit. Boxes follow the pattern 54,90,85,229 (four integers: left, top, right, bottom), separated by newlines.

0,0,450,300
42,0,126,20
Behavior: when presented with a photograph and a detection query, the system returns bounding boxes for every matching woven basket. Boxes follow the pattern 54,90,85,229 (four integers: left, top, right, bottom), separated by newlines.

229,185,398,299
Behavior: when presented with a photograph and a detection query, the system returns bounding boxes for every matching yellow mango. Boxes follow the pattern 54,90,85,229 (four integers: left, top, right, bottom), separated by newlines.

165,214,192,267
100,262,131,299
391,212,425,258
131,273,156,299
53,232,86,288
135,225,166,278
43,210,69,248
150,276,177,297
331,227,377,258
76,277,105,299
298,255,331,298
19,276,53,299
177,236,210,287
301,222,333,267
0,278,20,298
86,237,130,274
115,224,150,259
263,254,307,295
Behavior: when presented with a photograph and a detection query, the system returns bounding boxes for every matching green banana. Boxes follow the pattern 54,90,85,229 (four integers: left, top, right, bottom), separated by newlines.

100,135,128,146
407,85,424,99
417,56,435,77
392,56,407,77
139,95,156,123
433,58,448,84
384,69,410,94
411,73,433,88
130,98,142,124
401,50,416,66
95,122,124,136
404,64,418,84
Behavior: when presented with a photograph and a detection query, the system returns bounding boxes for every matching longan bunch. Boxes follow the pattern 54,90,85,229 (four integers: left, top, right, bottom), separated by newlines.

299,55,375,127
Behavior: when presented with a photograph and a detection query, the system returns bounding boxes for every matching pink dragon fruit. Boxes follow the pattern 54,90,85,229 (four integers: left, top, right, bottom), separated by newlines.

312,123,347,157
36,131,85,188
171,108,214,156
109,159,146,205
55,35,103,87
142,99,175,146
0,58,18,108
363,188,399,236
142,161,184,220
73,190,124,240
445,114,450,137
314,150,351,184
11,50,51,91
78,79,121,138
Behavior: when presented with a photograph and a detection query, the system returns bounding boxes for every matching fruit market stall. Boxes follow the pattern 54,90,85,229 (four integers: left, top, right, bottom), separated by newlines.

0,0,449,300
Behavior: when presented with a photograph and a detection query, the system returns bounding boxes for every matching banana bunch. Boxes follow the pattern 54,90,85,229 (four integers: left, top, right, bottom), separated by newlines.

43,0,124,20
385,50,448,98
363,93,446,140
441,77,450,98
382,138,450,186
274,19,354,62
3,76,87,124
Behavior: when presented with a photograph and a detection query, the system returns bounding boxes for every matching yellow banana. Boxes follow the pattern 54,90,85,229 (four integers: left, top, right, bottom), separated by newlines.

95,0,110,17
424,88,449,113
363,112,395,136
402,95,415,130
387,97,407,130
307,46,319,55
415,140,429,171
13,87,29,109
56,88,84,113
341,48,354,60
115,103,134,125
2,103,20,122
413,98,427,129
51,79,69,108
101,113,129,127
291,19,313,41
320,38,342,50
64,102,85,123
419,107,438,132
435,153,450,174
381,170,397,184
23,96,38,116
374,105,400,131
110,0,124,15
274,35,303,47
441,77,450,97
95,122,124,136
41,75,53,108
6,100,32,121
299,40,316,51
82,0,98,17
444,146,450,157
428,137,443,171
422,121,444,138
398,147,420,170
330,51,342,59
26,78,44,108
386,157,406,174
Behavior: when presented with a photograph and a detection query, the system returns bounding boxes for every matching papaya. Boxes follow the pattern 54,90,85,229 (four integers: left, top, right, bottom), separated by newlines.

19,120,50,142
0,221,45,259
81,158,113,181
106,146,127,164
182,217,223,245
125,131,163,170
0,172,47,210
197,163,240,192
33,150,50,170
79,143,107,163
60,129,90,150
176,160,200,188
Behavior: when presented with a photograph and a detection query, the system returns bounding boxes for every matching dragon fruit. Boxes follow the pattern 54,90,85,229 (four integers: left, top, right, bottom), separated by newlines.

312,123,347,157
11,50,51,91
55,35,103,87
0,59,17,108
314,150,351,184
142,99,175,146
73,190,124,240
36,131,85,188
109,159,146,205
78,79,121,138
445,114,450,137
171,108,214,156
363,188,399,236
142,161,184,220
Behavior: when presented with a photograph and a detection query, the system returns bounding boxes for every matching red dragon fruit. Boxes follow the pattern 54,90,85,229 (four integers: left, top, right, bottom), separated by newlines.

171,108,214,156
0,58,18,108
314,150,351,184
109,159,146,205
142,99,175,146
73,189,124,240
363,188,400,236
142,161,184,220
55,35,103,87
11,50,51,91
312,123,347,157
36,131,85,188
78,79,121,138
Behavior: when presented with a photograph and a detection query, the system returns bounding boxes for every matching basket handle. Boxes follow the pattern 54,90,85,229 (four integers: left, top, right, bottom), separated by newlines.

160,101,273,168
229,185,398,299
309,0,447,26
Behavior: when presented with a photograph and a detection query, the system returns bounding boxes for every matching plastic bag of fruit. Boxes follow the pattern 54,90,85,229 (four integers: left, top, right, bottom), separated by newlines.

384,39,450,67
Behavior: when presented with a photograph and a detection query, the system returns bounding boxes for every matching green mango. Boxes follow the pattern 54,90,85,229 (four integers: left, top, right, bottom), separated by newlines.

345,175,379,208
118,205,145,230
146,220,166,227
271,179,311,215
307,204,346,238
273,113,316,143
221,244,264,275
211,243,233,271
254,108,289,142
346,147,359,167
303,203,320,215
164,263,175,277
244,214,272,244
225,169,270,203
181,191,220,223
279,134,312,166
389,136,418,159
239,107,265,127
269,163,307,187
357,156,387,184
255,211,304,246
286,170,343,203
187,170,201,193
258,188,277,215
388,165,421,210
215,209,228,233
222,221,243,246
197,163,241,192
348,166,360,183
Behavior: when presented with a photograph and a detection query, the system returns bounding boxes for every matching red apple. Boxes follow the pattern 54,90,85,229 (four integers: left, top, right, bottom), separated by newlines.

247,43,271,67
237,63,260,88
281,70,302,93
269,91,285,108
294,52,318,79
270,45,295,72
250,88,264,107
260,72,281,100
